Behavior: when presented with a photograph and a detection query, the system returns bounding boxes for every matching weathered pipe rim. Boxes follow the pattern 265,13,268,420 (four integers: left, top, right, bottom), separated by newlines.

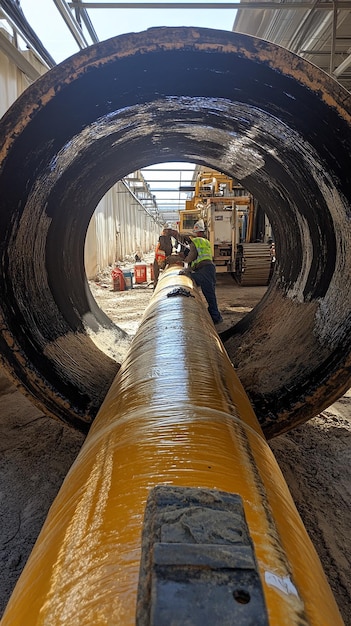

0,27,351,437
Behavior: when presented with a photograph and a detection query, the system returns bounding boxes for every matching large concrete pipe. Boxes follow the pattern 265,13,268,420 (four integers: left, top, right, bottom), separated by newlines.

0,267,343,625
0,27,350,436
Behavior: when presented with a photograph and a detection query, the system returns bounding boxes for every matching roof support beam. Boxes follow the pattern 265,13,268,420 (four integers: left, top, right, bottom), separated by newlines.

68,1,351,9
52,0,90,49
0,0,54,67
73,0,99,43
329,0,338,73
333,49,351,76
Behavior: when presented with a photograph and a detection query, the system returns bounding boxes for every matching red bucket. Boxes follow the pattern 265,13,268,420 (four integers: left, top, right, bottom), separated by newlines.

111,267,125,291
134,263,147,284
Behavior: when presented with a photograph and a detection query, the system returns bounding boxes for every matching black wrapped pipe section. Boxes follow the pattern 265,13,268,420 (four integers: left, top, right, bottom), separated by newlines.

0,27,350,437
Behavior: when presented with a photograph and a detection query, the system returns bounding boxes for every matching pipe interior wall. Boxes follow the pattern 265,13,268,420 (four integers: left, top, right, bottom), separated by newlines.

0,267,343,625
0,27,350,435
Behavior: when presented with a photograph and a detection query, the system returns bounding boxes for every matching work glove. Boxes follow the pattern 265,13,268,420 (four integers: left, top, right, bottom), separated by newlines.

179,269,192,277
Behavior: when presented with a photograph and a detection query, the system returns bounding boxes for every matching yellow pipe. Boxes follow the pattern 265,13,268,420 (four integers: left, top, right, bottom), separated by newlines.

1,266,343,625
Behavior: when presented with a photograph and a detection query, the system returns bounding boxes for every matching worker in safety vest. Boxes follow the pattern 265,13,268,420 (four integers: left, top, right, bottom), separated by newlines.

153,223,179,288
183,219,223,325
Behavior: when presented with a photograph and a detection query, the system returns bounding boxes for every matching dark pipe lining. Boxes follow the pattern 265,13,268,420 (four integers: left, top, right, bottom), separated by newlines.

0,27,350,436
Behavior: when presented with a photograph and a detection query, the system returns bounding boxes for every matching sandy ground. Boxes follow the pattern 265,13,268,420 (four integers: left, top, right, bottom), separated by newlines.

0,262,350,623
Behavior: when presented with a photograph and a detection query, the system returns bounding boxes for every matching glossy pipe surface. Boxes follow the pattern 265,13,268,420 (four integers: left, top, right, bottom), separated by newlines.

0,28,351,436
1,267,343,625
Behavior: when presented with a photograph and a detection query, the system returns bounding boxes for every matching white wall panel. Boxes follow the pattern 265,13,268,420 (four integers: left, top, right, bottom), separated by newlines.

85,181,160,279
0,44,46,118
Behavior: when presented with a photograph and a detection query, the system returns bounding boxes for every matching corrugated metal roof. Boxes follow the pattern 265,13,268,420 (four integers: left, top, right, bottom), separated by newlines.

234,1,351,91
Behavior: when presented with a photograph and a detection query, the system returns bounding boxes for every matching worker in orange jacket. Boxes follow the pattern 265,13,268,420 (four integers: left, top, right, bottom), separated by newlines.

153,224,178,288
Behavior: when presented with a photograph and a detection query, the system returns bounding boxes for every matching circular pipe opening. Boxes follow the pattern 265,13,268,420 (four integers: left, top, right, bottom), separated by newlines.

0,27,350,436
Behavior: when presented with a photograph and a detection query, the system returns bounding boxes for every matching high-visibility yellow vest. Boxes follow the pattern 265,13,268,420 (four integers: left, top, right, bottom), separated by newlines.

191,237,212,268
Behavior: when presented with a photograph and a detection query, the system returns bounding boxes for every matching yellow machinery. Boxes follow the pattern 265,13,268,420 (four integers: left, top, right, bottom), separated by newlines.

179,169,273,284
179,169,235,235
206,187,255,274
1,265,343,625
178,207,202,235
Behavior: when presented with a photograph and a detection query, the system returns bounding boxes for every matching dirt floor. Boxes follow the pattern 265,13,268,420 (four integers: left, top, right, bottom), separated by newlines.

0,260,350,623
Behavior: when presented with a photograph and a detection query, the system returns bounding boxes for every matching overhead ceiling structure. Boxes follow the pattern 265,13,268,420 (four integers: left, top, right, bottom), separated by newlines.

233,1,351,92
3,1,350,89
0,0,55,68
136,165,196,223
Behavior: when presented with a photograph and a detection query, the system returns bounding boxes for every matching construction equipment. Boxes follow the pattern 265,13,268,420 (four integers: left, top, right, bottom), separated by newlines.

179,169,273,284
235,242,273,286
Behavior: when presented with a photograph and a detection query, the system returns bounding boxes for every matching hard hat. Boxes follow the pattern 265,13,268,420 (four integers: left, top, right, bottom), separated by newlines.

163,222,173,231
193,219,205,233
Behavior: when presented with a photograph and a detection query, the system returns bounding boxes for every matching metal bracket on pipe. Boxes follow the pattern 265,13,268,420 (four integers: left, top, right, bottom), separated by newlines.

136,486,269,625
167,287,194,298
